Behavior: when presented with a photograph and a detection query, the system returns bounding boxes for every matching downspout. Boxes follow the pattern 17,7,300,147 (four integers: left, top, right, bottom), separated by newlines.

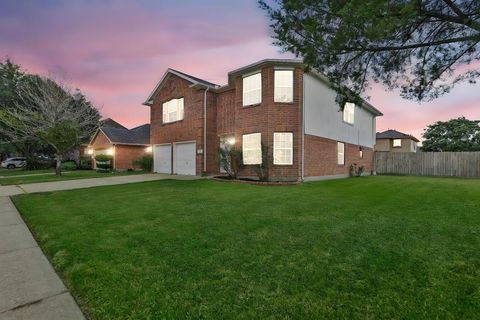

301,74,305,181
203,86,209,173
113,144,116,170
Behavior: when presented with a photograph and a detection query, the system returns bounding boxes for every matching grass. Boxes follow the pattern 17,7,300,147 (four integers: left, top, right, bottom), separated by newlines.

0,168,56,177
13,176,480,319
0,169,143,185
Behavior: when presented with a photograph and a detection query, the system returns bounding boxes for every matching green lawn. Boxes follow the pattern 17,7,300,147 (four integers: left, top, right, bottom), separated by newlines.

0,168,55,177
0,169,143,185
13,176,480,319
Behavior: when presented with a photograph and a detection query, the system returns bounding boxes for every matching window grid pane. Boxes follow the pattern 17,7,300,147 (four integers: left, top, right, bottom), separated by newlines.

274,132,293,165
337,142,345,165
162,98,184,123
274,70,293,103
343,102,355,124
242,133,262,164
243,73,262,106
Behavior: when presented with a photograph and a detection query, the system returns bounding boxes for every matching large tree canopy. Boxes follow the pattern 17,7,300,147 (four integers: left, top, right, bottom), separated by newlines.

259,0,480,105
422,117,480,151
0,71,101,174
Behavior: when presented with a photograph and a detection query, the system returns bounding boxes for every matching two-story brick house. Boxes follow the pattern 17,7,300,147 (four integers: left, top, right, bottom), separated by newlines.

144,59,382,181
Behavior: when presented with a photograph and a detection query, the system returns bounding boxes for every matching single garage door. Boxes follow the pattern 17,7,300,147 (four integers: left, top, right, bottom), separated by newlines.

154,144,172,174
174,142,196,175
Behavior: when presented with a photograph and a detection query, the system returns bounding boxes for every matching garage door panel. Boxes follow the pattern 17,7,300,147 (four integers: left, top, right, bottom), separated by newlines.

174,142,196,175
154,144,172,174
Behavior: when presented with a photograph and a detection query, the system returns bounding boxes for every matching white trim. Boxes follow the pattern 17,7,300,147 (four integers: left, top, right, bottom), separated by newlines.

273,132,293,165
143,69,217,105
241,69,262,78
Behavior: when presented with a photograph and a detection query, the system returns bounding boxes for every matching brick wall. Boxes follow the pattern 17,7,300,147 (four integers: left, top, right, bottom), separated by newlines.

150,74,212,175
90,130,111,149
114,145,148,170
304,134,374,177
215,66,303,181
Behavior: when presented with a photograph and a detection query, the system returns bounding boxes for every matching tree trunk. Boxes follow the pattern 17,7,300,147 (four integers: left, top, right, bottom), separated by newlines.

55,154,62,176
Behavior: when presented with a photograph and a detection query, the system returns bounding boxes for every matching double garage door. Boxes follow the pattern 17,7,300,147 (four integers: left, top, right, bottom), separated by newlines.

153,142,196,175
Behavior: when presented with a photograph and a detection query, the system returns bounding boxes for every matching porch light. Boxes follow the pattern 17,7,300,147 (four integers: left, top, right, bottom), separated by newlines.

146,146,152,153
107,148,114,155
87,149,93,155
226,137,236,145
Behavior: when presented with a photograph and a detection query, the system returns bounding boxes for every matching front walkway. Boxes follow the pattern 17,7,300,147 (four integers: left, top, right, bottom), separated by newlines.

0,197,84,319
0,173,203,197
0,173,204,319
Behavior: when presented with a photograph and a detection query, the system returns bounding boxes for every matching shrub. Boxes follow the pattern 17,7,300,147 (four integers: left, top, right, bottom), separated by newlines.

25,156,55,170
349,164,365,177
133,155,153,172
95,154,113,172
61,160,77,170
254,142,269,181
219,146,243,179
78,156,92,170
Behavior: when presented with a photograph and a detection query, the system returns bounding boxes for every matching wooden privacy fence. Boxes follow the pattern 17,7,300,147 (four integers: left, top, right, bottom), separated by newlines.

375,152,480,178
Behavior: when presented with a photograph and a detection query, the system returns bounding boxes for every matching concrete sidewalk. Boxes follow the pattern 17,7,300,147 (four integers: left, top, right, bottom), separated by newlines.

0,173,203,197
0,196,85,319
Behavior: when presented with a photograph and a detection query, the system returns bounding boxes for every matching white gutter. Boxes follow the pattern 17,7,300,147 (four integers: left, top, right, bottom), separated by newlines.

203,87,209,173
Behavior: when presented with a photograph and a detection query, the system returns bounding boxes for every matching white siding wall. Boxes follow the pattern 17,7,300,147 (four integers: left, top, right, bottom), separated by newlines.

304,73,377,148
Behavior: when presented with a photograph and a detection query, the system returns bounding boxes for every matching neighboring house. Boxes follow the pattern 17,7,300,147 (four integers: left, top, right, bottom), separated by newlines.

375,129,419,153
144,59,383,181
87,119,151,170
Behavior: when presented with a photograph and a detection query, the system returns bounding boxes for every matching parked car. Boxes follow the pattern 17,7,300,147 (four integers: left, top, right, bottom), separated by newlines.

1,157,27,169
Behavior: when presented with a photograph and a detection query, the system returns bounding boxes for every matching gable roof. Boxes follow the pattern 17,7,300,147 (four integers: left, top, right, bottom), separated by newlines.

143,68,220,105
142,58,383,116
376,129,419,142
90,122,150,146
100,118,127,129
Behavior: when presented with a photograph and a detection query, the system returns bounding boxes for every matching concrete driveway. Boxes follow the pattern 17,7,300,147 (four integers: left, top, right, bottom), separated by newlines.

0,173,204,197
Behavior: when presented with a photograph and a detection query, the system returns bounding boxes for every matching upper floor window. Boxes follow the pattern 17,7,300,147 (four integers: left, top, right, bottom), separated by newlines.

393,139,402,147
274,70,293,103
337,142,345,165
163,98,184,124
242,133,262,164
274,132,293,165
343,102,355,125
243,73,262,106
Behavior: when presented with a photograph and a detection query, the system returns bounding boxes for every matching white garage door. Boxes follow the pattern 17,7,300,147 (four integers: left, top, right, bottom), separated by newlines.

174,142,196,175
154,144,172,174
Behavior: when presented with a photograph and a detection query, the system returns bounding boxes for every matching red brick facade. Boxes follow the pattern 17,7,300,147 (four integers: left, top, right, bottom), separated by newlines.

304,134,374,177
89,130,148,170
149,62,377,181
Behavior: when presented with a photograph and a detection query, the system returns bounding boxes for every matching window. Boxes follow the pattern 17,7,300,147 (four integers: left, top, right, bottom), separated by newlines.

162,98,184,123
242,133,262,165
337,142,345,165
274,70,293,103
274,132,293,165
243,73,262,106
343,102,355,124
393,139,402,147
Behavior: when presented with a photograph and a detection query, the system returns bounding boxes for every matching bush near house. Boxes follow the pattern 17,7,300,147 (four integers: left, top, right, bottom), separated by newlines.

219,146,243,179
95,154,113,172
78,156,92,170
61,160,77,171
133,155,153,172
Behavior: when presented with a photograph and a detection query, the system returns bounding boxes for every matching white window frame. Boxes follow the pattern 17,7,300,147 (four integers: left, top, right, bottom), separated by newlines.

343,102,355,125
274,70,293,103
273,132,293,165
393,139,402,147
242,133,262,165
242,73,262,106
162,98,184,124
337,142,345,165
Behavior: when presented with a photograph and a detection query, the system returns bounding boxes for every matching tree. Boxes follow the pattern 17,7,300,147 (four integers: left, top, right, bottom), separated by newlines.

422,117,480,151
0,75,101,175
259,0,480,106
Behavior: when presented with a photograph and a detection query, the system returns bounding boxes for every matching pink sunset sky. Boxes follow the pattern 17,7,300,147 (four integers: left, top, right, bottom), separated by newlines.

1,0,478,141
